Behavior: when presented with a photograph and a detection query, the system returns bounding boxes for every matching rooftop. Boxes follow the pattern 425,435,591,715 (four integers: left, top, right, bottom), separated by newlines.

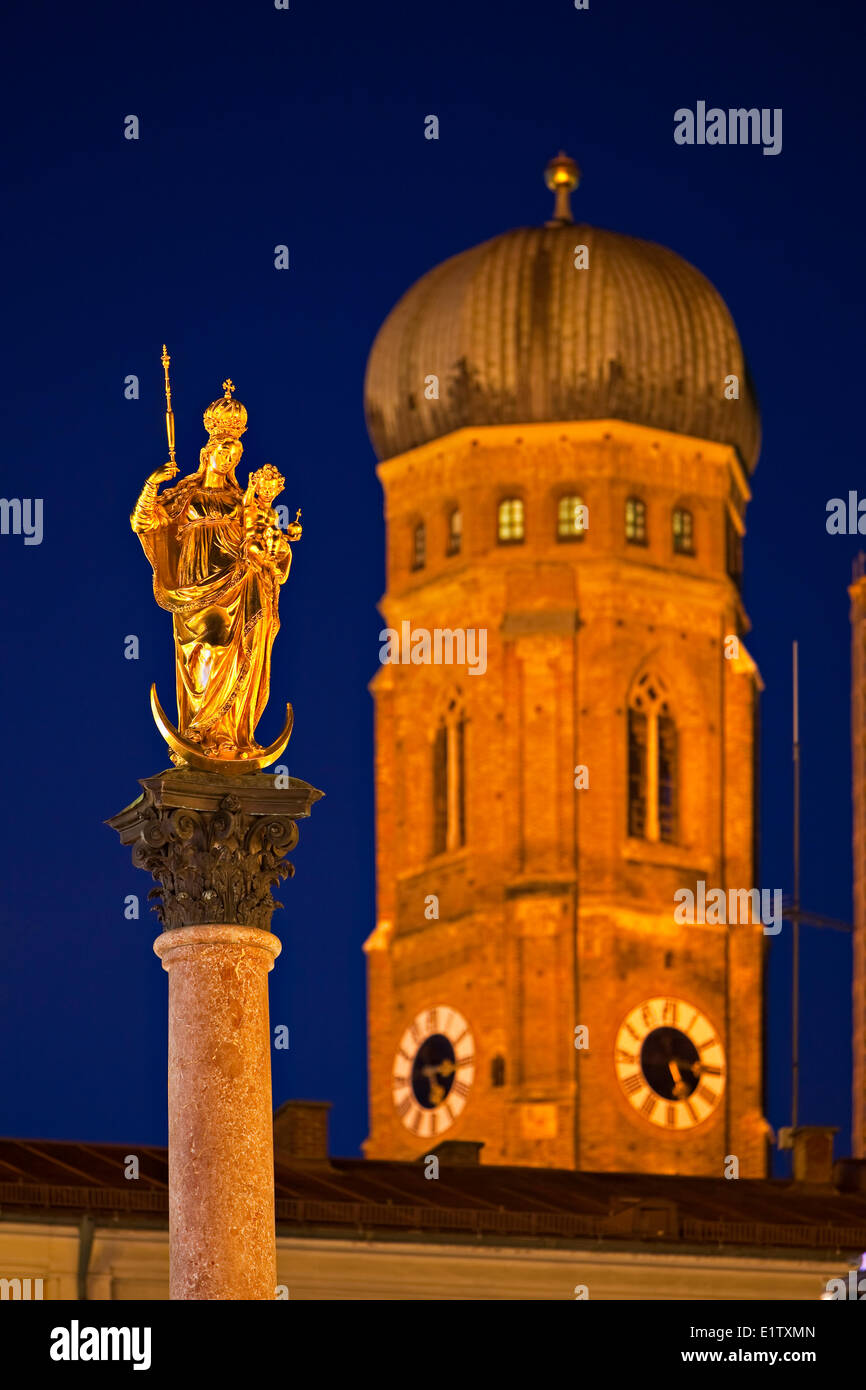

2,1138,864,1257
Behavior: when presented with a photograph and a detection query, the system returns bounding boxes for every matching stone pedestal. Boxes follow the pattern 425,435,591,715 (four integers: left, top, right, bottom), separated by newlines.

108,767,322,1301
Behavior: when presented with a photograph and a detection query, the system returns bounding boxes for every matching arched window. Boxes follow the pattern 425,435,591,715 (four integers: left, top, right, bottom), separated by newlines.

412,521,426,571
498,497,524,544
491,1055,506,1087
447,507,462,556
557,494,587,541
432,699,467,855
433,724,448,854
627,671,678,843
672,507,694,555
625,496,647,545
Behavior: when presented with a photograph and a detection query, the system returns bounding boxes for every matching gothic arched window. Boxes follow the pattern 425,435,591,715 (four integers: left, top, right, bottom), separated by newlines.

412,520,426,571
432,699,467,855
498,497,524,544
433,724,448,854
625,496,647,545
627,671,678,843
557,493,587,541
672,506,694,555
491,1055,506,1087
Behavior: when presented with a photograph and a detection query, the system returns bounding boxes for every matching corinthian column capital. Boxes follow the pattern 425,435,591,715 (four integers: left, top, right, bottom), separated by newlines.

107,766,323,932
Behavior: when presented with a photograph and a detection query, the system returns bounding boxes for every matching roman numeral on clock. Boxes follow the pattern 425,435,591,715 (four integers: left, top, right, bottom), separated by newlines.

640,1094,657,1119
697,1083,716,1104
623,1073,642,1095
396,1098,411,1118
666,1105,676,1128
457,1054,475,1069
615,1049,636,1063
453,1080,470,1098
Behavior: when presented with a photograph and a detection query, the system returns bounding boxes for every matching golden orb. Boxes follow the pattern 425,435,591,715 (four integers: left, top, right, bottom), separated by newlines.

544,150,580,193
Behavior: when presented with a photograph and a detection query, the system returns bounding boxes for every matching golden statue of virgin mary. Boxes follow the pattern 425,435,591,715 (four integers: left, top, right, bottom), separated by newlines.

131,357,301,771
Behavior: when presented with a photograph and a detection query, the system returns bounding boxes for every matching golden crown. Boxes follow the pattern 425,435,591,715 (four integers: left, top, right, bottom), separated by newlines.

203,378,248,440
250,463,284,493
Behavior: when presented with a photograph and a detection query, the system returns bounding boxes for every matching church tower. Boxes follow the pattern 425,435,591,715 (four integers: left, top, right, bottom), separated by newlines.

363,155,767,1176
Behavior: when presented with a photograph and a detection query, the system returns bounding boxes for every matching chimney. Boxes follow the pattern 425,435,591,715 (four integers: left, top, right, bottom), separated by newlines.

274,1100,331,1163
427,1140,484,1166
779,1125,838,1184
833,1157,866,1193
605,1198,679,1239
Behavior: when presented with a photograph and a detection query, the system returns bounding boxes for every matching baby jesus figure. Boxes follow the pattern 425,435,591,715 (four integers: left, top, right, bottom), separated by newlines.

242,464,302,583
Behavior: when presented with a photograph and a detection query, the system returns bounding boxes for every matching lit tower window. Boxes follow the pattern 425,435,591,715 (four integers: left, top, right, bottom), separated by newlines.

673,507,694,555
627,672,678,843
625,496,647,545
557,494,587,540
447,507,463,556
498,497,524,543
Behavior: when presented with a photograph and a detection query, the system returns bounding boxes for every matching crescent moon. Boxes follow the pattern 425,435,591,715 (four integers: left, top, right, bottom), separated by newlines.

150,684,293,773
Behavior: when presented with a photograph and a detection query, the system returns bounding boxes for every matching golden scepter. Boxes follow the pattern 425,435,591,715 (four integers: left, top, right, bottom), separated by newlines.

160,344,177,470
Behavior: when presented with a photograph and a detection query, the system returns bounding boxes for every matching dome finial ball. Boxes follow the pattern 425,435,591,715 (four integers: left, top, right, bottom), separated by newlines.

544,151,581,225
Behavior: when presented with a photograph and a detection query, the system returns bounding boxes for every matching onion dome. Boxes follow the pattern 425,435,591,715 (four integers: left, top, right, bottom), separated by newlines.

364,153,760,469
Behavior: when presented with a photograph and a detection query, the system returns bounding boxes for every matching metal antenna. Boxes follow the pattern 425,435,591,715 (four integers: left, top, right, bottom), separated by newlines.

782,640,852,1148
792,641,800,1130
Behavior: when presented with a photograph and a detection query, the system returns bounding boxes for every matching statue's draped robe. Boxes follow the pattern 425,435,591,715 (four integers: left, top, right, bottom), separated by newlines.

137,476,290,753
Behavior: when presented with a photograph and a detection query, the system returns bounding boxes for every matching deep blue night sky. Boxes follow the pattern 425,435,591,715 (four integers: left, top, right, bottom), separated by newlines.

1,0,863,1169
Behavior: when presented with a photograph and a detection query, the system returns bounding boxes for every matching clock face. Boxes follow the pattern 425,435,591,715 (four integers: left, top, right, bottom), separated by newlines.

614,996,725,1131
392,1007,475,1138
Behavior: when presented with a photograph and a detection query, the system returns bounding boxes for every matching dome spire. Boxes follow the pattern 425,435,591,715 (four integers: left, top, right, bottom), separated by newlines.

544,151,581,226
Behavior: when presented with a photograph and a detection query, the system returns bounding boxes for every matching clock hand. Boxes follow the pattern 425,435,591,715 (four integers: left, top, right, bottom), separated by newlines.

419,1058,455,1106
420,1060,454,1078
668,1058,691,1101
672,1057,703,1075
